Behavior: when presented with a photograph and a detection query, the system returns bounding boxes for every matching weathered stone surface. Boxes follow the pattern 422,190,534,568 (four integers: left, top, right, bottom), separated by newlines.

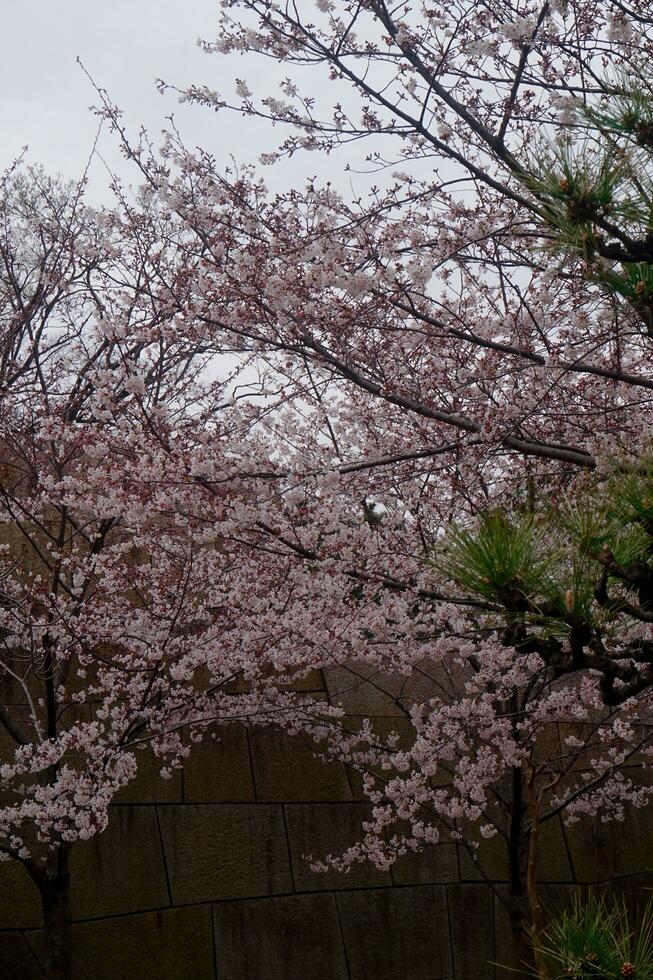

283,668,325,693
213,893,349,980
566,807,653,882
492,888,533,979
603,872,653,911
565,809,653,882
284,803,391,892
458,832,509,883
183,726,255,803
113,746,182,804
327,660,464,719
324,665,406,716
391,842,459,886
459,816,572,884
537,816,575,882
27,905,215,980
400,659,463,710
224,668,325,695
70,806,169,919
0,930,44,979
337,885,453,980
0,859,41,930
447,884,494,980
249,728,351,802
157,803,292,903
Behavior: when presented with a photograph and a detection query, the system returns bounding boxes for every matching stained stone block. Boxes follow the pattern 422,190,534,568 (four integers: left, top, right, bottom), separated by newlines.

391,841,459,886
323,665,406,716
400,659,462,709
537,817,575,882
27,905,215,980
249,728,352,802
565,807,653,882
0,676,44,709
0,706,36,767
493,884,580,979
0,524,50,577
70,806,169,919
113,745,182,804
326,659,473,719
213,893,349,980
603,872,653,911
395,660,458,708
458,831,509,883
157,803,292,904
447,884,494,980
223,667,325,695
282,668,325,692
493,888,533,979
0,856,41,929
337,885,453,980
183,726,255,803
284,803,391,891
459,816,572,884
0,931,44,980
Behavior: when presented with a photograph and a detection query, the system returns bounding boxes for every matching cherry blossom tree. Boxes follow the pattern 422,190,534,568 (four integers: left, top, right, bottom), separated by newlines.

6,2,653,978
152,1,653,974
0,165,383,978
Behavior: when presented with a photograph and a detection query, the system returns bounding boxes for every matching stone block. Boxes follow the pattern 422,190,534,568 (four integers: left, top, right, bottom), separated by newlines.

284,803,391,891
70,806,169,919
538,816,575,882
565,806,653,882
337,885,453,979
0,857,42,929
324,659,469,718
249,728,351,802
493,888,533,980
213,893,349,980
447,883,494,980
27,904,215,980
458,830,509,883
0,930,44,979
183,726,255,803
282,668,325,693
0,707,36,768
400,659,463,709
157,803,292,904
391,841,459,886
0,659,43,706
603,872,653,912
223,667,325,695
113,745,182,804
493,883,579,979
459,815,572,884
323,665,406,716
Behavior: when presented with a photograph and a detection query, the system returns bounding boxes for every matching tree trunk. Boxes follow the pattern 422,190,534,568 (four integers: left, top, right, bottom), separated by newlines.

507,766,529,937
506,766,552,977
526,790,550,980
37,848,72,980
526,814,549,980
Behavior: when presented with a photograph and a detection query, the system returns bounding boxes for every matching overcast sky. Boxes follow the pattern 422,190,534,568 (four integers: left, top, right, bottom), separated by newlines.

0,0,318,201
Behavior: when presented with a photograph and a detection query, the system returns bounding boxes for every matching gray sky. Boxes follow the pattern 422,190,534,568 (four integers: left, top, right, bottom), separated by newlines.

0,0,306,200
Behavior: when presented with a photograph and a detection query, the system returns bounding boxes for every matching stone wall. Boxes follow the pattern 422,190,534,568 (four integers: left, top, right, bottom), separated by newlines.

1,666,653,979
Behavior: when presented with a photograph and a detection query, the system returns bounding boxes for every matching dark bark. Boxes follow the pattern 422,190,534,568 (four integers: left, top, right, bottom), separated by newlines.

30,848,72,980
507,766,530,940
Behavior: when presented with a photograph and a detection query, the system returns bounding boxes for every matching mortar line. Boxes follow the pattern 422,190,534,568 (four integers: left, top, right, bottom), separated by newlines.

280,803,296,893
333,891,353,980
154,804,174,907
